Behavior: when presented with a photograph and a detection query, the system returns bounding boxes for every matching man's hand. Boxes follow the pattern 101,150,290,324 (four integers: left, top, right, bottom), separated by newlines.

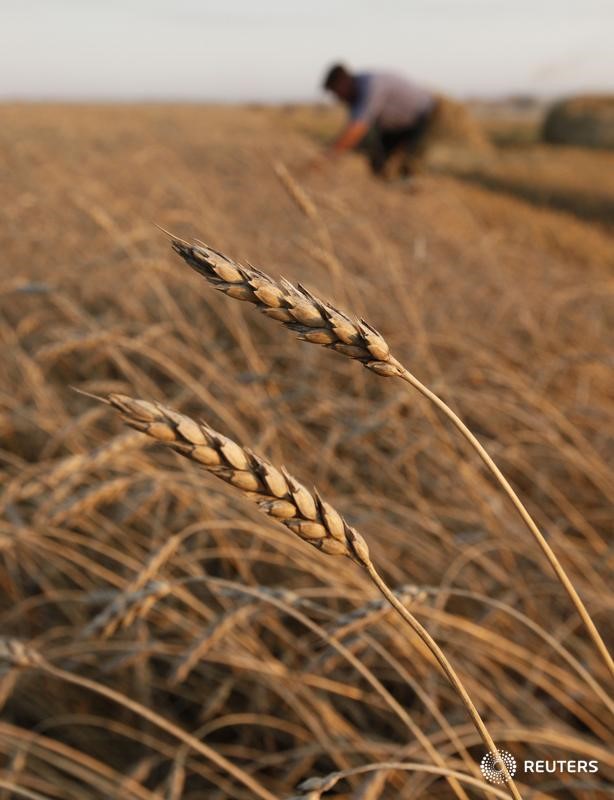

295,119,368,177
332,119,369,154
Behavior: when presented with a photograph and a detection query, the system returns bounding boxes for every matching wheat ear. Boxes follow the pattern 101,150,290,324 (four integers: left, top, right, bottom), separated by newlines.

171,237,613,681
99,391,523,800
105,393,370,563
170,239,398,377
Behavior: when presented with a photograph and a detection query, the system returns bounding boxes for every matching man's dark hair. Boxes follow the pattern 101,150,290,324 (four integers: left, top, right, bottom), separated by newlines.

323,63,349,90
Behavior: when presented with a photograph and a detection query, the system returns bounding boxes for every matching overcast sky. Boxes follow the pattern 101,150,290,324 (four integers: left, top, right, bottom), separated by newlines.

2,0,614,101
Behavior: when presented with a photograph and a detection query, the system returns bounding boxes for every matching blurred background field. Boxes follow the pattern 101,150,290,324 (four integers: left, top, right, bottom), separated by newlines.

0,101,613,798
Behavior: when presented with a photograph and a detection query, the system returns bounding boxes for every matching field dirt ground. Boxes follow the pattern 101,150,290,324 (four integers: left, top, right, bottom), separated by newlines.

0,104,613,799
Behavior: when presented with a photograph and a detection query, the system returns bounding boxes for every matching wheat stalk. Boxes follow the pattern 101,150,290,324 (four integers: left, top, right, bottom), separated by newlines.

94,391,522,799
170,236,614,680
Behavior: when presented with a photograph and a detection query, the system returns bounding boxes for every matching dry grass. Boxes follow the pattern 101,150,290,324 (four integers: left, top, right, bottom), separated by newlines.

435,143,614,225
0,103,613,799
543,96,614,149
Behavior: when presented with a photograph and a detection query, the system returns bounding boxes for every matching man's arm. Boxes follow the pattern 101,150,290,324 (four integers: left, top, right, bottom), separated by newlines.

330,119,369,154
303,119,368,174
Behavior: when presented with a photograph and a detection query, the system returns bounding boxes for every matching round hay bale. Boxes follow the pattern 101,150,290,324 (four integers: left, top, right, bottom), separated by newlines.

369,95,492,178
426,95,493,153
543,96,614,149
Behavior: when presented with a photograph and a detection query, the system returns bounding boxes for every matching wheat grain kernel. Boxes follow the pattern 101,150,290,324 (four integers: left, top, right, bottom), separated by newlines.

261,308,294,322
175,417,207,445
334,344,369,359
147,422,178,441
287,521,327,540
290,303,326,327
320,501,345,542
260,464,288,497
225,285,255,301
301,330,337,345
228,471,261,492
368,361,400,377
214,263,243,283
289,483,317,520
191,446,222,466
254,286,286,308
319,538,349,556
259,499,296,518
218,439,251,470
348,529,370,562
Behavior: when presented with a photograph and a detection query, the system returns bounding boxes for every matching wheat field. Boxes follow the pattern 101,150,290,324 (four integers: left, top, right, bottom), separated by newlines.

0,103,613,799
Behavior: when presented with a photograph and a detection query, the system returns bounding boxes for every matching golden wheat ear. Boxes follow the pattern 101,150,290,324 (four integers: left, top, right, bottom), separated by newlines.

99,391,523,799
170,237,614,681
170,239,401,377
105,392,370,565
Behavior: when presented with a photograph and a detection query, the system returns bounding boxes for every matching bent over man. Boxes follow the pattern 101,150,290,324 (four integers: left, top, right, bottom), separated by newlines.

322,63,438,176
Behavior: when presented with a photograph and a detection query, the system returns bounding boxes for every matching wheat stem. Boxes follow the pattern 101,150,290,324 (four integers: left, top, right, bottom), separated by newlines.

364,563,523,799
395,365,614,679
